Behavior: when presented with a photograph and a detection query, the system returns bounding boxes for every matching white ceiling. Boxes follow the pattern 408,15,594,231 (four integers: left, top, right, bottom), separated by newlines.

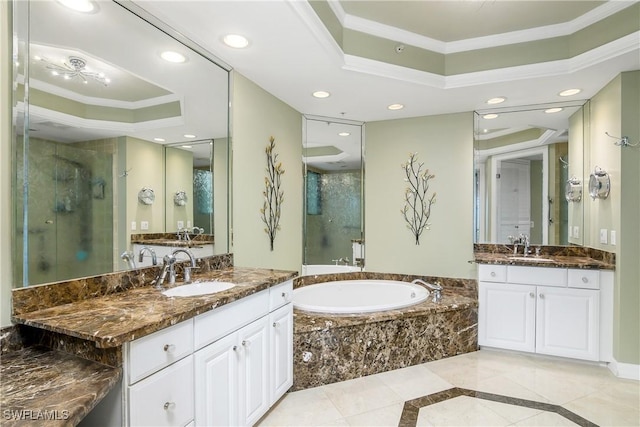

135,0,640,124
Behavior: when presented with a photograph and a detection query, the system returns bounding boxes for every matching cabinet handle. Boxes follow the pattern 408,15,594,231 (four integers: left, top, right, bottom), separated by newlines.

539,294,545,299
232,345,238,351
163,402,175,410
273,321,279,328
163,344,175,352
242,340,250,347
529,292,535,298
582,277,589,283
281,292,287,300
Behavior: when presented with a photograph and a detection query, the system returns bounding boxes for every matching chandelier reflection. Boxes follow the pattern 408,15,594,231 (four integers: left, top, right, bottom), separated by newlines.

36,55,110,86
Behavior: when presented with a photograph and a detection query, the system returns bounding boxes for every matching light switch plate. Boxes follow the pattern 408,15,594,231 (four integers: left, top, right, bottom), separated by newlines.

573,226,579,239
610,230,616,245
131,221,136,231
177,220,184,229
600,229,608,244
140,221,149,230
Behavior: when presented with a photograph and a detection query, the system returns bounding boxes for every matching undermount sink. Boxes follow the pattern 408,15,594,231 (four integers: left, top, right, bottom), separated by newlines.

507,256,554,263
162,281,235,297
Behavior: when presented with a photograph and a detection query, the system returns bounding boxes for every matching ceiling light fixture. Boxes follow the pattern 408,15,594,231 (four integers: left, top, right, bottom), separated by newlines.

161,51,186,63
153,138,165,142
545,108,563,114
388,103,404,110
181,145,193,149
223,34,249,49
486,97,506,105
312,91,330,99
56,0,95,13
559,89,581,97
36,56,110,86
183,134,196,138
338,132,350,137
483,113,498,119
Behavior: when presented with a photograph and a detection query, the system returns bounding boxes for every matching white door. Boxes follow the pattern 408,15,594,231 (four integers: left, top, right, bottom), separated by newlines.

479,282,536,352
269,304,293,405
238,316,270,426
536,287,599,360
194,332,238,427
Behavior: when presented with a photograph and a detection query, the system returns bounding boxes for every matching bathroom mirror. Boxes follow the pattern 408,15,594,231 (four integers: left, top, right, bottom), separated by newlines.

474,101,587,246
12,0,230,286
302,116,365,272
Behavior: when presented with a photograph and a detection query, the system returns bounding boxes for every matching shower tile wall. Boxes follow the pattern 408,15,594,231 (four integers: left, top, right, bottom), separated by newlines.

306,171,361,265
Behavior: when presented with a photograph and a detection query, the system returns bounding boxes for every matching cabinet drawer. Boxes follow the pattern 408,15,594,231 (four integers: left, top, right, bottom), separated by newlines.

194,289,269,350
128,355,194,427
478,264,507,282
507,266,566,287
568,269,599,289
128,320,194,384
269,280,293,311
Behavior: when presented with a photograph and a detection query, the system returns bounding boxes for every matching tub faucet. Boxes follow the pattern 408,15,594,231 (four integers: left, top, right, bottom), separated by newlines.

411,279,443,303
138,246,157,266
332,257,350,266
120,251,137,270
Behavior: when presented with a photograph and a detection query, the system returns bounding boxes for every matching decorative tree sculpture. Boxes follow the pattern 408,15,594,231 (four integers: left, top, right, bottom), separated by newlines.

260,136,285,251
401,152,436,245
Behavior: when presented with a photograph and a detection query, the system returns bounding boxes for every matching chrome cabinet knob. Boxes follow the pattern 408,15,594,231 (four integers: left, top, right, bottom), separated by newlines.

163,402,175,410
163,344,175,352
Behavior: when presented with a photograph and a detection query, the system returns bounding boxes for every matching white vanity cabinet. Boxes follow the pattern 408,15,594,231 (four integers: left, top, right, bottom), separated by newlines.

194,279,294,426
479,264,610,362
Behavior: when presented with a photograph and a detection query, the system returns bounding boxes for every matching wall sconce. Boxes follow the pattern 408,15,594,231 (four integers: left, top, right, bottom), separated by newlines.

565,176,582,202
138,187,155,205
174,190,188,206
589,166,610,200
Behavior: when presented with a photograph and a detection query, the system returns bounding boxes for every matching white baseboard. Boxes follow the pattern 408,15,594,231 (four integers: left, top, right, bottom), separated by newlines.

608,358,640,380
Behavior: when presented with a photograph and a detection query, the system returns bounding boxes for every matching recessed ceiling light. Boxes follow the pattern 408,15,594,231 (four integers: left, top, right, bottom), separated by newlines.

223,34,249,49
312,91,330,99
388,103,404,110
183,134,196,138
483,113,499,119
338,132,350,137
181,145,193,149
559,89,581,97
153,138,165,142
545,108,563,114
56,0,95,13
161,51,186,63
486,97,506,105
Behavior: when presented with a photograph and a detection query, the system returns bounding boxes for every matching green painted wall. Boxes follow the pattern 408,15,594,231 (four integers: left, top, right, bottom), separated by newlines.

231,72,303,272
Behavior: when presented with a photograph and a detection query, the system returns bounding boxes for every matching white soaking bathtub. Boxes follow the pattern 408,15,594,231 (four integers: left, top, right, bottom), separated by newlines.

293,279,429,314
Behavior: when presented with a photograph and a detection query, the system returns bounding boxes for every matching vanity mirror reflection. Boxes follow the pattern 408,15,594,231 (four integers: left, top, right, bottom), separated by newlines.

474,101,587,246
12,0,230,286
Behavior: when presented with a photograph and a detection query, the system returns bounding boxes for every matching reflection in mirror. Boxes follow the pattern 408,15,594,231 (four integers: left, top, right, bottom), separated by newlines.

13,1,229,286
474,101,586,246
303,117,364,272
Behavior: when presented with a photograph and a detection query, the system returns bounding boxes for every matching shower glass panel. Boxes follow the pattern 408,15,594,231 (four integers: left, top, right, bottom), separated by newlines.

303,117,364,268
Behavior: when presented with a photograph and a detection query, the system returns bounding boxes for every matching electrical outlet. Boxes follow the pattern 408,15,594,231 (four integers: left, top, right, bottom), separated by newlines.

177,220,184,230
141,221,149,230
573,226,579,239
600,229,608,244
610,230,616,245
131,221,136,231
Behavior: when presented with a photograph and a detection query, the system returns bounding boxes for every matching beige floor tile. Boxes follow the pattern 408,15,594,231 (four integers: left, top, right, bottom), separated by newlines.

468,374,551,403
416,395,511,427
375,363,453,400
322,375,404,418
257,387,344,427
512,411,580,426
503,366,599,404
344,402,405,426
475,398,543,424
564,389,640,427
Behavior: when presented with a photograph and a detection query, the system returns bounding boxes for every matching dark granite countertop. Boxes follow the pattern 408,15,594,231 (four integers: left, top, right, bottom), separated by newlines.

0,346,121,427
474,252,615,270
12,267,298,349
131,232,214,247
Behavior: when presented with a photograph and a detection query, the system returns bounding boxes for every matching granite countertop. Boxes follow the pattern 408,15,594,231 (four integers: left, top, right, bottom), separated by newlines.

0,347,121,427
12,267,298,349
474,252,615,270
131,232,214,248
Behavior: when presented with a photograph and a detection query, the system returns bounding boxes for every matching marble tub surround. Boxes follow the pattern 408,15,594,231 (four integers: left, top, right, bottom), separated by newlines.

473,243,615,270
0,346,121,427
11,253,234,316
131,232,215,247
292,273,478,390
12,267,297,350
0,325,25,354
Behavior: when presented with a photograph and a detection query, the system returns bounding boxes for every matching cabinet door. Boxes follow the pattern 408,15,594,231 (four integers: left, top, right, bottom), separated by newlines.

479,282,536,352
194,332,239,427
238,316,270,426
536,287,599,361
269,304,293,405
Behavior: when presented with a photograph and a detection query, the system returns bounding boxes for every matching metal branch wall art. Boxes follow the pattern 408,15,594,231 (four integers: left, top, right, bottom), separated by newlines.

260,136,285,251
401,153,436,245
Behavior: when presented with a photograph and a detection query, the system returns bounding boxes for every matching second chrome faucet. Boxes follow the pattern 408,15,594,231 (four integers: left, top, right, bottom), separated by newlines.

154,249,197,288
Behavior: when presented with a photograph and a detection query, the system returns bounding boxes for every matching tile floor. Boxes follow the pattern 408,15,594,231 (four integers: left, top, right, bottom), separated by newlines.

257,349,640,427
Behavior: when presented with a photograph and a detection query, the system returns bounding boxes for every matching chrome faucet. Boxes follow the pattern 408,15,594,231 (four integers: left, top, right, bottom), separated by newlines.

120,251,137,270
176,227,191,242
331,257,350,266
153,255,176,289
138,246,157,266
411,279,443,303
169,249,197,284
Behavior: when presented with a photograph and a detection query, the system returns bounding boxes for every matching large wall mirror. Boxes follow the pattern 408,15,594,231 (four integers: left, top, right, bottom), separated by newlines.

474,101,587,246
303,116,364,273
12,0,230,286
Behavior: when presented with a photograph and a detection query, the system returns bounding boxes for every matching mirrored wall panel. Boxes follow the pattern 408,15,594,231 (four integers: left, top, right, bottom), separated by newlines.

13,0,230,286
